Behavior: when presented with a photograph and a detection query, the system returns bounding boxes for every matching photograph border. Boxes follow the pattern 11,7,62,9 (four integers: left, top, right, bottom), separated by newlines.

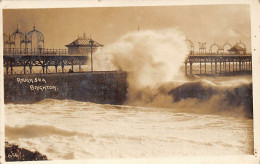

0,0,259,163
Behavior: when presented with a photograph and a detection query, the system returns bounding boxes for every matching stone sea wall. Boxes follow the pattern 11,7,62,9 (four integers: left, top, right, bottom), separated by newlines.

4,71,128,104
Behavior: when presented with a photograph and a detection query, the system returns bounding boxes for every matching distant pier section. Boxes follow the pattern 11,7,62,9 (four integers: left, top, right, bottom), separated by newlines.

3,26,103,75
185,39,252,76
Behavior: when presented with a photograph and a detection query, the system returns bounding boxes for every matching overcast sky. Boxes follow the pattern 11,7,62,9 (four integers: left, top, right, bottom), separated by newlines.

3,5,251,51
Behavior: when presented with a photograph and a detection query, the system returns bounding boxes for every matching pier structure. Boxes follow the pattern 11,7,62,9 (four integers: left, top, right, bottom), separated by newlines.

185,39,252,76
3,26,103,75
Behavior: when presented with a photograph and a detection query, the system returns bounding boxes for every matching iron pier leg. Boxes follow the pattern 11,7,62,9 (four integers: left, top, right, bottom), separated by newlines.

250,61,252,72
200,61,201,75
23,65,26,74
211,60,213,75
185,62,187,75
225,62,226,74
46,65,48,74
190,62,193,75
233,61,235,73
239,61,241,72
204,61,206,75
215,61,217,75
229,61,230,73
29,65,32,74
42,66,45,74
79,65,81,72
11,65,13,75
251,60,252,71
246,60,248,71
223,62,225,75
55,65,58,73
220,62,222,75
62,62,64,73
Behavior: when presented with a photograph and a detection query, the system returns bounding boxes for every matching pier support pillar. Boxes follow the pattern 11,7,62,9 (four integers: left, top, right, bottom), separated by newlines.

204,61,206,75
233,61,235,73
55,65,58,73
29,65,32,74
46,65,48,74
211,60,213,75
11,65,13,75
185,62,187,75
251,61,252,71
250,61,252,71
215,61,217,75
23,65,26,75
42,66,45,74
79,65,82,72
200,61,201,75
220,61,222,75
239,61,241,72
190,62,193,75
229,61,230,73
62,62,64,73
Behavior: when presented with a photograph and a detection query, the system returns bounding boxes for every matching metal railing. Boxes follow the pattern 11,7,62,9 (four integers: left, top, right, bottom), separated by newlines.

3,48,68,56
188,51,252,56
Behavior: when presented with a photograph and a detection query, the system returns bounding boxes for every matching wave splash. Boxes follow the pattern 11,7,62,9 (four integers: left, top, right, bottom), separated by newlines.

150,79,252,117
105,29,252,117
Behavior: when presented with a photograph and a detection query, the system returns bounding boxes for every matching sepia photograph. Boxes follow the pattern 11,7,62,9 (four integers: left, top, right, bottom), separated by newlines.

1,1,258,163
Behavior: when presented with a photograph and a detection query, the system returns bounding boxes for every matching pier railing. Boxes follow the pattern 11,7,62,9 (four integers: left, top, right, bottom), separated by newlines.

185,51,252,76
188,51,252,56
4,48,69,56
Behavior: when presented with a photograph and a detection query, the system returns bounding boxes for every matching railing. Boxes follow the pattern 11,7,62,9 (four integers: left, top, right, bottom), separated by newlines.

188,51,252,56
3,48,68,56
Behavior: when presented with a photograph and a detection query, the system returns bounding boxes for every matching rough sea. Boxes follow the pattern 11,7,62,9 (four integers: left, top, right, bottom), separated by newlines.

5,76,254,160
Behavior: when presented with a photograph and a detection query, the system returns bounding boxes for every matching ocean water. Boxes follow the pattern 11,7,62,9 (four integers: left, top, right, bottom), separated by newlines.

5,94,253,160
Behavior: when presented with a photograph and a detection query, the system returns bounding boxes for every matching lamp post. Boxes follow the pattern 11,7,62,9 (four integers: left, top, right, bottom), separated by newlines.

89,39,94,72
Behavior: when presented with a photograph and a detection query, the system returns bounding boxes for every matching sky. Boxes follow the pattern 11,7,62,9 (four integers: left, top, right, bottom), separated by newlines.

3,5,251,51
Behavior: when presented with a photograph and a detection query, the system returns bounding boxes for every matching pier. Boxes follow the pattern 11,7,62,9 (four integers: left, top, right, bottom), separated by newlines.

185,39,252,76
185,52,252,76
4,48,88,75
3,26,102,75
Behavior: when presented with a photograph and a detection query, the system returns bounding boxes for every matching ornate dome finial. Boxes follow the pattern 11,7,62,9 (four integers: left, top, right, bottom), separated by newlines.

83,31,86,39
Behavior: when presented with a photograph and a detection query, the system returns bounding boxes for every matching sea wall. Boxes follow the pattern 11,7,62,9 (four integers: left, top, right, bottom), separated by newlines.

4,71,128,104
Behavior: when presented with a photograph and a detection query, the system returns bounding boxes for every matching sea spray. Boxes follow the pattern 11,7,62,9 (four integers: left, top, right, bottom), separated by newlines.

105,29,189,105
95,29,252,117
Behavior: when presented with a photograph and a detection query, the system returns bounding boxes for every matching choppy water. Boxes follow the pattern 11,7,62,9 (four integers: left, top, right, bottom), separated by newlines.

5,98,253,160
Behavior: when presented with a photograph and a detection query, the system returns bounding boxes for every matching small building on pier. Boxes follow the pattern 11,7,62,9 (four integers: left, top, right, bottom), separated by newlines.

65,32,103,56
227,44,246,55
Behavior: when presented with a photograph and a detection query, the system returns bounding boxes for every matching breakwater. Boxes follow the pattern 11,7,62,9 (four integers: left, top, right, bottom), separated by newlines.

4,71,128,104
